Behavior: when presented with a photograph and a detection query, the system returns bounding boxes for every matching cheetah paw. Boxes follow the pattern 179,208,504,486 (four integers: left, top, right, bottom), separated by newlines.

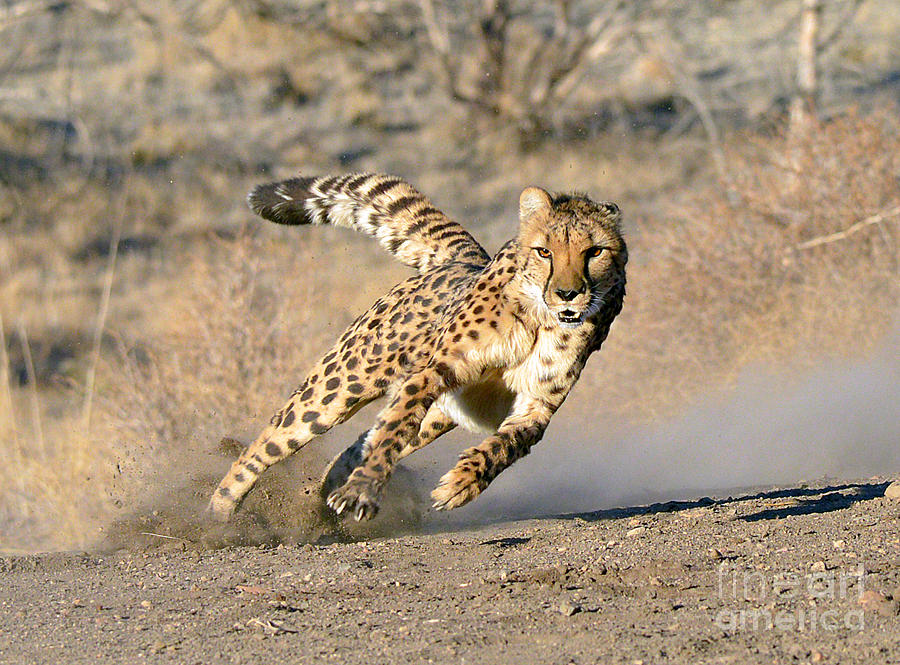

206,491,237,523
431,466,486,511
326,480,380,521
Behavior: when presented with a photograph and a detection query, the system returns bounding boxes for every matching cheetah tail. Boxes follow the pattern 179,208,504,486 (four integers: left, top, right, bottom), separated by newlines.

247,172,490,273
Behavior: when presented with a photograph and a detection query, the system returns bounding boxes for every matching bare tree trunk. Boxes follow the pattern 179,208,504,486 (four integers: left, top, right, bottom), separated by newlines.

790,0,821,133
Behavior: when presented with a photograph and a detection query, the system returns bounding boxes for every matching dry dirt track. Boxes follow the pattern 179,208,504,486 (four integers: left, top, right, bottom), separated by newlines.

2,479,899,665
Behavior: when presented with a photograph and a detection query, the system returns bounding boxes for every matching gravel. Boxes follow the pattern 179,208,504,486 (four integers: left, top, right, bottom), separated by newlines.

1,477,899,664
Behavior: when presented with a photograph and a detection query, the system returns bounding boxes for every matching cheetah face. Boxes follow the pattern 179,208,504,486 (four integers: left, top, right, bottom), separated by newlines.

516,186,627,328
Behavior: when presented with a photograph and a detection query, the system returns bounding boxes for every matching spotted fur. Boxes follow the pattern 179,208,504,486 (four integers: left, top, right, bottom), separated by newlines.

208,174,627,522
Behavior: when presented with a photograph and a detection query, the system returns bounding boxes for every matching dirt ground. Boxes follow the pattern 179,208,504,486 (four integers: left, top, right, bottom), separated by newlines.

2,478,899,665
1,2,899,663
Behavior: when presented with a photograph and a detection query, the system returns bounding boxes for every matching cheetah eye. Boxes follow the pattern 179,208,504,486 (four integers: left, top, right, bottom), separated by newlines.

585,246,606,259
534,247,552,259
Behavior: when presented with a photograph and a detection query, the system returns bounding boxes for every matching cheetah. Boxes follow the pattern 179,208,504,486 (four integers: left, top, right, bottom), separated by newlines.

208,172,627,522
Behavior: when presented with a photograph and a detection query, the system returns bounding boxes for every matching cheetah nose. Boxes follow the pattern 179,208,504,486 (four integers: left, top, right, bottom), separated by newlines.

555,288,582,302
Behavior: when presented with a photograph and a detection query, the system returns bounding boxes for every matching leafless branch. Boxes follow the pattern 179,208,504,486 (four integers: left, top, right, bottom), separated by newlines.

17,320,44,459
82,191,123,430
417,0,638,134
817,0,866,56
125,0,242,94
419,0,451,57
546,10,629,105
419,0,490,109
0,0,61,25
0,309,18,450
795,205,900,250
634,29,728,182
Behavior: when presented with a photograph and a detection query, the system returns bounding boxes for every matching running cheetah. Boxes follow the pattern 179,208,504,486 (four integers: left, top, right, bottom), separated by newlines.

208,172,627,522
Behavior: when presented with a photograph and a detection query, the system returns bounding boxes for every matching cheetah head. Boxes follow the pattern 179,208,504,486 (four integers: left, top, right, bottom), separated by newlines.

515,186,627,329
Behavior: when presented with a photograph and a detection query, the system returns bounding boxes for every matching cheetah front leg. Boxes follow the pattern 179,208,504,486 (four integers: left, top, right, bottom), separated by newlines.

326,372,443,520
431,396,559,511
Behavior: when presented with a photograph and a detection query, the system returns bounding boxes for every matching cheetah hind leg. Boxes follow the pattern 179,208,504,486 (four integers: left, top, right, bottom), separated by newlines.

207,374,383,522
321,404,456,519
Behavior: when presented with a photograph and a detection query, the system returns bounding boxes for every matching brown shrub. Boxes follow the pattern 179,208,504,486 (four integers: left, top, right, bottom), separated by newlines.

95,231,327,507
0,228,368,550
589,111,899,420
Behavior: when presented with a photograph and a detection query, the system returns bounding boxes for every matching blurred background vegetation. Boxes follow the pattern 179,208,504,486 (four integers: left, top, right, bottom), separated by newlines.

0,0,897,551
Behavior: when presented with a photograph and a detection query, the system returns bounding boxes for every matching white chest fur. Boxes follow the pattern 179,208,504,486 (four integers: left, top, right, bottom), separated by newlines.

437,326,580,433
436,370,514,433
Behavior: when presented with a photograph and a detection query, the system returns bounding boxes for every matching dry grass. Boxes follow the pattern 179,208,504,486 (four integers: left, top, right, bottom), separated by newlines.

1,110,897,551
0,224,393,551
585,111,899,421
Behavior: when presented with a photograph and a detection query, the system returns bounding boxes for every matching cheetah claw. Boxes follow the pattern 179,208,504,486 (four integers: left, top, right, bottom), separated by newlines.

326,483,380,521
430,469,485,511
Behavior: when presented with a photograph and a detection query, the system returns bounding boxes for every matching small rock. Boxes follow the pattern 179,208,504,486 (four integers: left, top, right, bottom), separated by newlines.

247,617,299,635
878,600,900,618
811,650,824,662
859,589,896,615
832,540,845,550
558,601,581,616
810,560,827,573
859,590,882,605
626,526,646,538
787,644,808,659
139,600,151,609
884,481,900,499
708,548,724,561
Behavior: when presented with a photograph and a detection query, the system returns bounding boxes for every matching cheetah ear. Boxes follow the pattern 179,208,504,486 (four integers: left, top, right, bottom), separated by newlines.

518,186,552,221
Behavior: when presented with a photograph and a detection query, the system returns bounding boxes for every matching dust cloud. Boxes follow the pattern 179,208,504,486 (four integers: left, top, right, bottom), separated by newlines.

424,328,900,526
106,329,898,547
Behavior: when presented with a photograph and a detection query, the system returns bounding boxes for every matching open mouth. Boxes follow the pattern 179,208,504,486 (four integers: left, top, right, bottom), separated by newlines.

556,309,583,326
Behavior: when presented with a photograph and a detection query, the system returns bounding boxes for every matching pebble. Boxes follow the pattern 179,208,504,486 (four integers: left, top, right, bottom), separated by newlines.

858,589,898,616
558,601,581,616
787,644,808,659
810,560,827,573
884,481,900,499
626,526,646,538
879,600,900,618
